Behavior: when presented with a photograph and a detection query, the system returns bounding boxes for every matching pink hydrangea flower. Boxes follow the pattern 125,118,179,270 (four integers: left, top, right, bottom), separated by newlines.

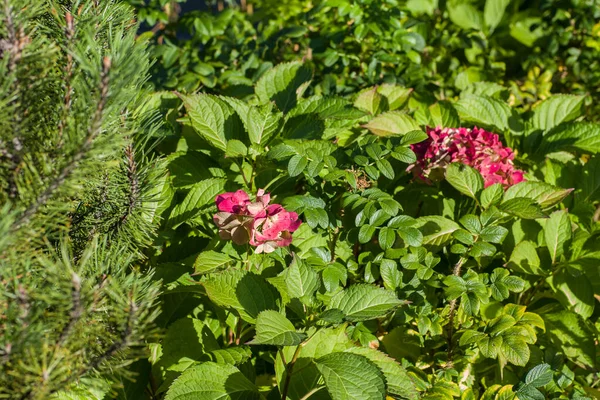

213,189,301,253
409,126,525,188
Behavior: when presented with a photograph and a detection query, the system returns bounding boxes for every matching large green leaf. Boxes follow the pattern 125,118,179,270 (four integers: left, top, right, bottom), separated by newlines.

548,269,594,319
354,87,387,115
255,62,312,113
454,95,512,132
179,93,243,151
363,111,422,137
415,216,460,247
539,122,600,154
484,0,510,32
249,310,306,346
445,163,484,200
531,94,586,131
507,241,544,276
498,198,544,219
167,178,226,228
328,284,401,321
503,181,573,209
543,310,596,369
200,346,253,365
194,251,234,274
543,210,571,264
246,104,283,145
165,362,261,400
315,352,386,400
284,256,320,302
447,1,483,30
345,347,417,400
202,270,280,323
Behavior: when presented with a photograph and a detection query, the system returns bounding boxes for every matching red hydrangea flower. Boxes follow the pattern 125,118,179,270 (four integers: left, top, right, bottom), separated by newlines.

409,126,525,188
213,189,301,253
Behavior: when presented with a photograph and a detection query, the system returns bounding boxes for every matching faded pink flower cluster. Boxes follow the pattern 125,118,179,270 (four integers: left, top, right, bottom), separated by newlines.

409,126,525,188
213,189,301,254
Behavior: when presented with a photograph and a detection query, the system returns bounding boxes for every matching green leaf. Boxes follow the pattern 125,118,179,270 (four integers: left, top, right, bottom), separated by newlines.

380,259,402,290
194,251,233,274
375,159,394,179
246,103,283,145
249,310,306,346
255,61,312,113
159,318,220,372
484,0,510,32
515,363,553,400
548,269,594,319
480,183,504,209
454,95,512,132
507,241,544,276
345,347,417,400
179,93,243,151
377,84,413,110
328,284,402,321
445,163,484,200
501,335,530,366
363,111,422,137
202,270,280,323
165,362,260,400
428,101,460,128
288,154,308,177
354,87,387,115
447,1,483,30
284,256,320,301
532,95,586,131
315,352,386,400
225,139,247,158
415,216,460,247
200,346,253,365
359,224,376,244
544,310,596,369
503,181,573,209
168,178,226,228
498,198,545,219
378,227,396,250
544,210,571,264
539,122,600,154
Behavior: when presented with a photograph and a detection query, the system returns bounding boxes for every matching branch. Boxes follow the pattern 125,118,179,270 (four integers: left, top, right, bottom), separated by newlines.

446,256,467,366
11,56,111,231
281,344,303,400
56,273,83,346
57,10,76,145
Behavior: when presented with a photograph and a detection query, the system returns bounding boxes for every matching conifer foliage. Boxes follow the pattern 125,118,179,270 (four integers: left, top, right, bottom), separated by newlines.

0,0,164,398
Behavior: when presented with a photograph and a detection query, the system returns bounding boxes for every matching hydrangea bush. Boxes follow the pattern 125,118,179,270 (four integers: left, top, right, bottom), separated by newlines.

136,62,600,400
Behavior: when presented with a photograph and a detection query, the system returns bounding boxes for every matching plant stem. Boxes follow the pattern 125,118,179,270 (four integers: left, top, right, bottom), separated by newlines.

281,344,303,400
446,256,467,366
299,386,325,400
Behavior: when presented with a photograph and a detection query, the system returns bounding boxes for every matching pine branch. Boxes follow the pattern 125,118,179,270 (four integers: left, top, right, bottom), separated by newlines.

57,10,76,146
56,273,83,347
12,56,112,231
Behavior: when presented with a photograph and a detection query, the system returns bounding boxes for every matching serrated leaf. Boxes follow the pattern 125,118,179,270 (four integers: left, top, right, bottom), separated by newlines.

503,181,573,209
168,178,226,228
415,216,460,247
544,310,595,368
179,93,243,151
359,224,376,244
377,84,413,110
501,335,530,366
194,251,233,274
202,270,280,323
507,241,544,276
159,318,220,372
249,310,306,346
246,104,283,145
345,347,417,400
445,163,484,200
255,62,312,113
363,111,421,137
288,154,308,177
480,183,503,209
225,139,247,158
498,197,544,219
165,362,260,400
548,269,594,319
378,227,396,250
532,95,585,131
544,210,572,264
539,122,600,154
284,256,320,301
200,346,252,365
375,159,394,179
354,87,387,115
315,352,386,400
328,284,402,321
455,95,512,132
429,101,460,128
